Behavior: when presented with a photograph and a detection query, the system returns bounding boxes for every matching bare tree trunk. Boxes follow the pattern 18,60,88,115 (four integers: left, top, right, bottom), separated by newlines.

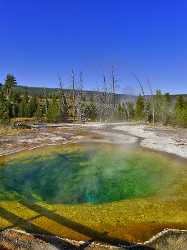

72,69,76,121
132,73,146,122
132,73,145,96
58,74,68,122
111,66,117,110
42,88,48,115
76,72,85,122
147,79,155,126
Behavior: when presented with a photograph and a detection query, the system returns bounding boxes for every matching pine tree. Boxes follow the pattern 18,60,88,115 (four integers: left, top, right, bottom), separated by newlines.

0,91,9,123
175,96,185,110
3,74,17,99
126,102,134,120
59,91,69,121
18,93,29,117
35,103,43,120
175,96,187,127
135,95,145,120
144,100,152,123
46,96,60,122
83,103,97,121
28,96,37,117
154,90,164,122
10,92,21,118
162,93,172,125
117,103,126,120
117,103,122,120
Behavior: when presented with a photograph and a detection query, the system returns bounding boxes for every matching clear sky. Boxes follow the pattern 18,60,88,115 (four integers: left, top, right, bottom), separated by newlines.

0,0,186,94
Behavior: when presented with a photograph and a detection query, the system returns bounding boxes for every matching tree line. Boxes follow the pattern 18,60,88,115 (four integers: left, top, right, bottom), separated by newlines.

0,73,187,127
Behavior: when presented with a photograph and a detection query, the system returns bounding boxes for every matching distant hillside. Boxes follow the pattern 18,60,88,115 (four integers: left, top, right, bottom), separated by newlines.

6,85,187,103
14,85,60,96
14,85,137,103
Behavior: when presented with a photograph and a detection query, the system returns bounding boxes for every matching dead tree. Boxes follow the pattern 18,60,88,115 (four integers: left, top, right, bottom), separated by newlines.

111,66,118,109
42,88,49,115
101,75,110,121
132,73,145,97
76,72,85,122
71,69,76,121
58,75,69,122
95,75,108,122
147,79,155,126
132,73,146,120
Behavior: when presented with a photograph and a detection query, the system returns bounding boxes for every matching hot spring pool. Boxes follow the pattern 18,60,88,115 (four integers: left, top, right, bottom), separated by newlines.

0,143,187,242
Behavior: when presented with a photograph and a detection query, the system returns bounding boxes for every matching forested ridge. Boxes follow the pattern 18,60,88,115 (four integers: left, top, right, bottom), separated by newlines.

0,74,187,127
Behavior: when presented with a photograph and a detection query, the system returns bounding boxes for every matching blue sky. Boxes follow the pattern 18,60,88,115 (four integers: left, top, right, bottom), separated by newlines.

0,0,187,94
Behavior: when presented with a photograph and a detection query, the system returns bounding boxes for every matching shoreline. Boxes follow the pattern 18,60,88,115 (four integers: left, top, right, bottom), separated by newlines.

1,228,187,250
112,123,187,159
0,122,187,159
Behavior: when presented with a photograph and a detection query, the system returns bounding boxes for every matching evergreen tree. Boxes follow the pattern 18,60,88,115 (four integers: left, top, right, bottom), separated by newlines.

83,103,97,121
162,93,172,125
18,93,29,117
10,92,21,118
154,90,164,122
28,96,37,117
144,100,152,123
175,96,187,127
135,95,145,120
46,96,60,122
117,103,126,120
35,103,43,120
175,96,185,110
126,102,134,120
117,103,122,120
0,91,9,123
59,91,69,121
3,74,17,99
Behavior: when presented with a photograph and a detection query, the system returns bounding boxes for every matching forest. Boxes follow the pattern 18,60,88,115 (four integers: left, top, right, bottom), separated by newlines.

0,73,187,127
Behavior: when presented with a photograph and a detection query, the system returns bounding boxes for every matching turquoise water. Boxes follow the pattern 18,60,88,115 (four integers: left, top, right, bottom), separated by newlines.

0,144,179,204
